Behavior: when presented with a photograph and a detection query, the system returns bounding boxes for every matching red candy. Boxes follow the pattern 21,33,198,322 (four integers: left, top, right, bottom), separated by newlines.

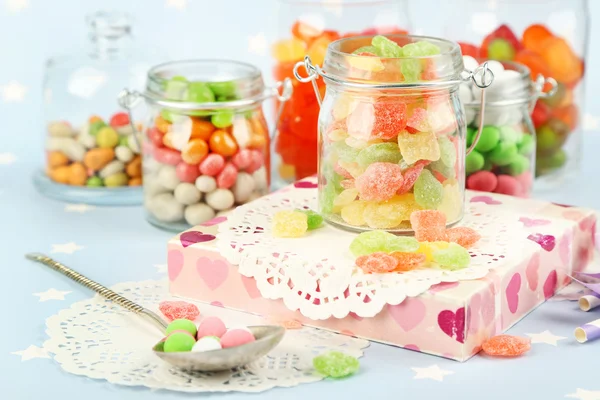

481,335,531,357
371,101,407,140
199,153,225,176
445,227,481,248
494,175,522,196
531,101,551,129
147,127,165,147
410,210,447,242
390,252,426,271
216,162,238,189
397,161,427,195
245,150,264,174
158,301,200,322
154,147,183,165
356,252,399,274
467,171,498,192
176,162,201,183
110,112,130,127
231,149,253,170
356,162,404,201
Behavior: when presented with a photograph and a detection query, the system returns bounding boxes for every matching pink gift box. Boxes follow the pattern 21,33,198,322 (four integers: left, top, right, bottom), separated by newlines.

167,189,596,361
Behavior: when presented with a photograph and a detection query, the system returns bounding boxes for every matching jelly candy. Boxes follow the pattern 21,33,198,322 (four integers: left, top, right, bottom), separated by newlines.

413,169,444,209
355,162,403,202
356,143,402,167
271,38,306,63
416,241,450,262
291,20,322,43
320,183,338,215
353,45,379,55
296,209,323,230
340,179,355,189
481,24,521,59
487,39,516,61
332,94,358,121
401,59,424,83
333,188,359,210
437,180,462,222
349,230,419,257
481,335,531,357
332,140,361,163
410,210,447,242
398,130,440,165
159,301,200,322
371,101,408,140
372,35,403,57
272,210,308,238
430,136,456,179
397,161,427,195
363,194,420,229
406,108,429,133
390,252,426,271
445,227,481,248
338,160,364,178
432,243,471,270
539,37,583,85
307,36,331,66
522,24,553,53
356,252,399,273
186,82,215,103
313,351,360,378
341,201,367,226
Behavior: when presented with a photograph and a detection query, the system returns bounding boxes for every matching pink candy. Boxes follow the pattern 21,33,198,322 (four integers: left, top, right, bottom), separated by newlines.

216,162,238,189
221,329,256,349
356,162,403,201
406,108,429,133
245,150,264,174
147,127,164,147
397,161,427,195
199,154,225,176
334,163,353,179
154,147,182,166
495,175,522,196
197,316,227,339
231,149,253,170
467,171,498,192
176,162,201,183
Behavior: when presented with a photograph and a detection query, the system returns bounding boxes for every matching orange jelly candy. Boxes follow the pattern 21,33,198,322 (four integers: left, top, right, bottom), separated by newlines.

552,104,579,131
181,138,209,165
522,24,554,53
390,252,426,271
514,49,552,80
539,37,583,84
271,38,306,63
307,35,332,66
155,115,171,134
481,335,531,357
291,20,322,44
209,130,238,157
190,118,215,140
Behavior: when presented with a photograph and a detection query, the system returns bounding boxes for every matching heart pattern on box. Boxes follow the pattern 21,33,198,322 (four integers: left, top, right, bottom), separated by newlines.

180,231,217,248
388,298,426,332
543,270,558,299
470,195,502,205
526,253,540,291
168,250,184,281
196,257,229,290
506,273,521,314
519,217,551,227
201,216,227,226
294,181,318,189
527,233,556,252
437,307,465,343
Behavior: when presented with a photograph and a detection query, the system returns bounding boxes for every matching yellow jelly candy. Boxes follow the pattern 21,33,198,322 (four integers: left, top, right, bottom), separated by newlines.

347,54,385,72
307,36,330,66
278,163,296,181
271,38,306,63
363,194,421,229
328,128,348,142
437,180,462,222
333,188,359,212
398,130,441,165
332,94,358,121
416,241,451,262
338,160,364,178
272,210,308,238
341,201,368,226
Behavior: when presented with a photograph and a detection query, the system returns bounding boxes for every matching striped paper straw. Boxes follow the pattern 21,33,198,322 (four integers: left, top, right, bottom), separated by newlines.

579,295,600,312
575,319,600,343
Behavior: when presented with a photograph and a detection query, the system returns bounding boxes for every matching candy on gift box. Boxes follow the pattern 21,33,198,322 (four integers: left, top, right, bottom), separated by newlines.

350,230,419,257
272,210,308,238
482,335,531,357
313,351,360,378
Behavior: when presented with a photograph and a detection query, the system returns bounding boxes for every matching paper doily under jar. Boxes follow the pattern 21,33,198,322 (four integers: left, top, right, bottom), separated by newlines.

43,280,369,393
216,178,527,320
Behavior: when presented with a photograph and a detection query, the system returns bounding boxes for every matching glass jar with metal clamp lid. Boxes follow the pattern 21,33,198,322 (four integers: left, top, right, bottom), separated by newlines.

460,59,557,197
119,60,292,231
293,34,494,233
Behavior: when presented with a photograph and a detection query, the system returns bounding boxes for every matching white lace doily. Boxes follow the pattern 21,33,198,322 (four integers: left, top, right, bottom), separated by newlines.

43,280,369,393
217,181,525,320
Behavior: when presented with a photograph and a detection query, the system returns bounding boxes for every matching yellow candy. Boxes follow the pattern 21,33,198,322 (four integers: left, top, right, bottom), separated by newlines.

398,130,440,165
333,188,359,212
337,160,364,178
347,54,385,72
327,128,348,142
272,210,308,238
306,36,330,66
96,126,119,148
278,163,296,180
416,241,451,262
104,172,129,187
341,201,367,226
437,180,462,222
271,38,306,63
363,194,421,229
332,94,358,120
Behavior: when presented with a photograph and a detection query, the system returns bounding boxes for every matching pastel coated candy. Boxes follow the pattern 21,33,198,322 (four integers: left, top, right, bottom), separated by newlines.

166,319,198,336
398,130,440,165
355,162,403,202
272,210,308,238
413,169,444,209
349,230,419,257
432,243,471,270
220,329,256,349
313,351,360,378
164,331,196,352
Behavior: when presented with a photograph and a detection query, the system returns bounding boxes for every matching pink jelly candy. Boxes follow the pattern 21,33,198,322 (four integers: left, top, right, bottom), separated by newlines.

231,149,253,170
147,127,164,147
494,175,522,196
245,150,264,174
355,162,404,201
159,301,200,322
481,335,531,357
199,153,226,176
371,101,408,140
467,171,498,192
410,210,448,242
221,329,256,348
397,161,427,195
175,161,201,183
355,252,399,274
334,163,353,179
445,227,481,248
154,147,182,166
340,179,355,189
406,108,429,134
216,162,238,189
196,316,227,339
390,252,427,271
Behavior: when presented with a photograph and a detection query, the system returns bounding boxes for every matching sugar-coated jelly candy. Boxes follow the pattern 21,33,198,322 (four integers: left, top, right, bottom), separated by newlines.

437,181,462,222
372,35,402,57
397,161,428,195
445,227,481,248
349,230,419,257
313,351,360,378
410,210,447,242
271,38,306,63
356,143,402,167
348,51,385,72
398,130,440,165
272,210,308,238
413,169,444,209
390,252,426,271
416,241,450,262
481,335,531,357
307,35,330,66
332,140,361,163
363,194,420,229
371,101,408,140
296,209,323,230
341,201,367,226
432,243,471,270
159,301,200,322
355,252,399,273
355,162,403,202
333,188,359,210
186,82,215,103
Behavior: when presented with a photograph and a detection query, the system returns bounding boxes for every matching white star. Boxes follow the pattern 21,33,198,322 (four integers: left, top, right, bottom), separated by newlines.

33,288,72,302
566,388,600,400
5,0,29,13
411,365,454,382
583,113,599,131
11,345,50,361
155,264,168,274
0,152,17,165
51,242,84,254
166,0,186,10
1,81,27,102
247,33,267,56
64,204,96,213
526,330,567,346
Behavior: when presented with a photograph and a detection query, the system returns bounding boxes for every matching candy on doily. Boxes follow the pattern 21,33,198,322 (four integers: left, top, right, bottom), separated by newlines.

350,230,419,257
416,241,450,262
410,210,447,242
197,316,227,339
445,227,481,248
296,208,324,230
390,252,426,271
355,162,404,202
363,194,420,229
272,210,308,238
159,301,200,322
356,252,399,274
313,351,360,378
481,335,531,357
166,319,198,336
432,243,471,270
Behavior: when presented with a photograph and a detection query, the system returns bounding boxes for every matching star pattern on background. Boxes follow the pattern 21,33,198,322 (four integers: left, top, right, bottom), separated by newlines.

33,288,72,302
566,389,600,400
0,153,17,165
155,264,168,274
1,81,27,102
247,33,267,56
526,330,567,346
11,345,50,361
51,242,84,254
583,113,599,131
5,0,29,13
411,365,454,382
166,0,186,10
64,204,96,213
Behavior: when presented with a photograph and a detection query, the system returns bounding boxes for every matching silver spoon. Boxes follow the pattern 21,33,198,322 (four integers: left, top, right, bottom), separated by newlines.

26,253,285,372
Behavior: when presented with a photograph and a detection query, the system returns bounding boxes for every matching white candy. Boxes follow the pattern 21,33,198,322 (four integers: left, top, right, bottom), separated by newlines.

144,177,170,197
46,137,86,161
99,160,125,178
47,121,74,137
143,157,162,177
78,134,97,149
157,165,180,190
184,203,216,226
252,167,268,192
192,336,222,353
232,172,255,203
127,133,142,154
462,55,479,73
149,193,184,222
116,124,134,136
216,208,233,217
115,145,134,162
205,189,234,211
174,183,201,205
195,175,217,193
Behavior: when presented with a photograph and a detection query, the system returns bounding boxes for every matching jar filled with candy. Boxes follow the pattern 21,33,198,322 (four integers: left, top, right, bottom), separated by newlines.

271,0,411,188
294,35,493,232
37,11,155,205
121,60,291,231
444,0,588,188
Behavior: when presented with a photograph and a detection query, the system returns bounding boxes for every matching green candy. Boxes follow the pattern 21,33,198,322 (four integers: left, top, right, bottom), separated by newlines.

506,154,530,176
401,59,423,82
356,143,402,167
482,157,493,171
313,351,359,378
86,176,104,187
332,140,360,163
536,125,561,154
161,109,175,122
211,110,234,128
118,136,129,147
487,38,516,61
164,331,196,353
186,82,215,103
433,243,471,270
518,134,535,155
353,45,380,55
208,81,237,98
402,41,441,57
165,76,188,100
371,35,403,57
536,149,567,175
465,150,484,174
89,120,107,136
488,142,518,166
104,172,129,187
413,169,443,209
296,209,323,230
438,136,456,168
166,319,198,336
474,126,500,152
349,231,419,257
499,126,521,145
320,182,337,215
96,126,119,148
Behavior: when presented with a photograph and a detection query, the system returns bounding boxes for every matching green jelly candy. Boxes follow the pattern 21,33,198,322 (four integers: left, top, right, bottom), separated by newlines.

487,38,516,61
356,143,402,167
474,126,500,152
401,59,423,82
499,126,521,145
211,110,234,128
438,136,456,168
208,81,237,98
429,159,454,179
165,76,188,100
96,126,119,148
507,154,530,176
413,169,443,209
104,172,129,187
118,135,129,147
466,126,476,147
164,331,196,353
161,109,175,122
432,243,471,270
518,134,535,155
465,150,484,174
353,45,379,55
402,41,441,57
186,82,215,103
371,35,403,57
332,140,360,163
488,142,518,166
89,120,107,136
349,231,419,257
313,351,359,378
166,319,198,336
296,209,323,230
320,182,337,215
86,176,104,187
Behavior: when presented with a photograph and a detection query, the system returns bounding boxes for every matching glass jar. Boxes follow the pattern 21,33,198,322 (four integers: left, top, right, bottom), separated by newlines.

271,0,411,189
121,60,291,232
294,34,493,232
36,11,156,205
443,0,589,189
